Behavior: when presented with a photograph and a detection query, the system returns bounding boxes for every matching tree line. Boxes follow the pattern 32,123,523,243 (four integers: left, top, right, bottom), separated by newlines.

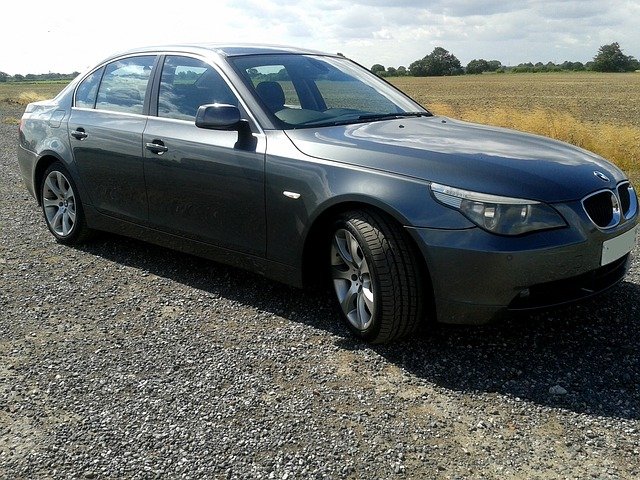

0,71,79,83
372,42,639,77
2,43,637,81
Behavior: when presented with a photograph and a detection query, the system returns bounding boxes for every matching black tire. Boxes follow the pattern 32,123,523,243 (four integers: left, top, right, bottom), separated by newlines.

40,161,92,245
330,209,425,343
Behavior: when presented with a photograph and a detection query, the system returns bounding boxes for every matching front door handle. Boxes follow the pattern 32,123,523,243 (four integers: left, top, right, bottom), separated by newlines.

70,128,87,140
145,140,168,154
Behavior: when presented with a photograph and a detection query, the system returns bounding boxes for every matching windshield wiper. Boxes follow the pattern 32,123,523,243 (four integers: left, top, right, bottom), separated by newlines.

297,111,432,129
357,111,431,121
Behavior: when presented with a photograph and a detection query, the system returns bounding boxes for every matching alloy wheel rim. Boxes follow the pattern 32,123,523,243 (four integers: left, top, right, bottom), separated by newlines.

43,171,76,237
331,228,374,331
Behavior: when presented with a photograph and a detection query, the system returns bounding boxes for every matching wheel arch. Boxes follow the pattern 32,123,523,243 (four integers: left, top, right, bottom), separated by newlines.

33,152,66,205
300,199,436,319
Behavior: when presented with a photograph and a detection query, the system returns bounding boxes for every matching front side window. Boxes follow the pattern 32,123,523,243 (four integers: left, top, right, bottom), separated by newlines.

75,67,104,108
95,56,156,114
158,56,238,121
231,54,427,128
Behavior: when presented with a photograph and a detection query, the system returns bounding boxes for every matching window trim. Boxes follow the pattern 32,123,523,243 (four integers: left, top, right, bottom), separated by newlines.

149,53,263,135
94,55,157,116
71,51,265,135
72,53,160,115
149,52,242,122
74,66,105,109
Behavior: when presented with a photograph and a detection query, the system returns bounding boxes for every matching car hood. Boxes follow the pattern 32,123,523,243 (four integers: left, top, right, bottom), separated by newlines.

284,116,626,203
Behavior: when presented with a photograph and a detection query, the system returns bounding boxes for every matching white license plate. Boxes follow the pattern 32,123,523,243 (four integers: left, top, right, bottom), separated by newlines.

601,225,638,266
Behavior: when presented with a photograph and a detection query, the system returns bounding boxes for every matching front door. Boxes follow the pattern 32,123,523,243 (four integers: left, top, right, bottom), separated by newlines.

142,55,266,256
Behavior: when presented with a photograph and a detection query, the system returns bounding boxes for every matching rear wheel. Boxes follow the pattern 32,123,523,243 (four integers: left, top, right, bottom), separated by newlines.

40,162,92,244
330,210,424,343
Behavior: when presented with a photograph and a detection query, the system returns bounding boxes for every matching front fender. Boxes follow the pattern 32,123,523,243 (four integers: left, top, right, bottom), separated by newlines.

264,131,473,267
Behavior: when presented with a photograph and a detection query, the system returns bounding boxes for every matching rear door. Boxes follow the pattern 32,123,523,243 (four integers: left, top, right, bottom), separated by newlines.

142,55,266,256
68,55,157,222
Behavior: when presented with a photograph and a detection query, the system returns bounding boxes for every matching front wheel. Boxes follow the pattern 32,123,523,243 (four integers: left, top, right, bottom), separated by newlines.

40,162,92,244
330,210,425,343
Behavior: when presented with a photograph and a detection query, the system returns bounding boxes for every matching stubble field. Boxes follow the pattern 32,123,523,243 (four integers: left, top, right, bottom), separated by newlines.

390,72,640,128
389,72,640,183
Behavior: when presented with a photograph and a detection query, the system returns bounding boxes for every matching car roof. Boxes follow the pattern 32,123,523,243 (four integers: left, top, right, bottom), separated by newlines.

113,43,330,59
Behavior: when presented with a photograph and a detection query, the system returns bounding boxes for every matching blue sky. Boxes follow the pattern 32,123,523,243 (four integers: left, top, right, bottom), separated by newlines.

1,0,638,74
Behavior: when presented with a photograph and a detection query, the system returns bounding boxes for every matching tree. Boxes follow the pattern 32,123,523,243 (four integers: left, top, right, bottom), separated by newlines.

466,59,489,74
408,59,426,76
275,68,290,81
386,66,397,76
409,47,463,76
592,42,636,72
371,64,386,76
0,71,8,83
397,66,407,76
486,60,502,72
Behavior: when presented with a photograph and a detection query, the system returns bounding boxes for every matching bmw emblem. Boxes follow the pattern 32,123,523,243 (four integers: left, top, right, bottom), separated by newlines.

593,171,610,182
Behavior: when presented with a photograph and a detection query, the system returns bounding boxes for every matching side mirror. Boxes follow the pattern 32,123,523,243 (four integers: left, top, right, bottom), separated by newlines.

195,104,241,130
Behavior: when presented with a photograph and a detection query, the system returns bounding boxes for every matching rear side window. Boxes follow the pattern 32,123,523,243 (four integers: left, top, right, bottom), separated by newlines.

95,56,156,114
158,56,238,121
75,67,104,108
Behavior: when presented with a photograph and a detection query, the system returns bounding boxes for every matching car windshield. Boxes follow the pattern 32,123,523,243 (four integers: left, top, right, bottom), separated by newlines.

230,54,430,128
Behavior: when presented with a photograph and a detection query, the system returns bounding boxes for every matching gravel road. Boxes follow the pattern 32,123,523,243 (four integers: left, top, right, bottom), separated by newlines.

1,102,639,479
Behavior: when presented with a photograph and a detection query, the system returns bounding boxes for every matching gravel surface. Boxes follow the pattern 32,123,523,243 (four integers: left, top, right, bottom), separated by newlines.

1,102,640,479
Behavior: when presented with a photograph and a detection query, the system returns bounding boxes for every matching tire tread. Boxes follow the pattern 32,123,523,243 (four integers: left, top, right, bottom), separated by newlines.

338,209,424,343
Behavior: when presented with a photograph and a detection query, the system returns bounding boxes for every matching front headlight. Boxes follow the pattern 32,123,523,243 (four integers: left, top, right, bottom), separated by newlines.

430,182,567,235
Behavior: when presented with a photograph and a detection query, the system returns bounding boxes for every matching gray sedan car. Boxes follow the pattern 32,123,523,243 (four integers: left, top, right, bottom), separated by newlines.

17,44,638,343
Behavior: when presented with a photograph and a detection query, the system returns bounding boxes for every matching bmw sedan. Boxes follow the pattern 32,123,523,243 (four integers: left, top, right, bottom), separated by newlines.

17,44,639,343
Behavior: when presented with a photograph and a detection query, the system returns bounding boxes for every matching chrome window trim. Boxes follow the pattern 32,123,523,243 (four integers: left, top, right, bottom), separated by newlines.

69,106,150,119
72,51,265,136
154,52,264,136
72,52,158,109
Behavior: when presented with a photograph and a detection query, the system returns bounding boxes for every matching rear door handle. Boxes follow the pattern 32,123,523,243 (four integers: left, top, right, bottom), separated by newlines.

145,140,168,154
70,128,87,140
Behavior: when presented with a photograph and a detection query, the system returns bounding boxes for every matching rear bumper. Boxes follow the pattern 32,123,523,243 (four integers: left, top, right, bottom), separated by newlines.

407,220,637,324
17,144,38,200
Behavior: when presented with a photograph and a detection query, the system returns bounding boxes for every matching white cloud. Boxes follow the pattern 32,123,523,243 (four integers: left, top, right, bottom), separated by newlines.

0,0,637,74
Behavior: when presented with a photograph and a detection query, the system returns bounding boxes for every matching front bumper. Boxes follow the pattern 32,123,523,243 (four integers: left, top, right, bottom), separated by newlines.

407,204,638,324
